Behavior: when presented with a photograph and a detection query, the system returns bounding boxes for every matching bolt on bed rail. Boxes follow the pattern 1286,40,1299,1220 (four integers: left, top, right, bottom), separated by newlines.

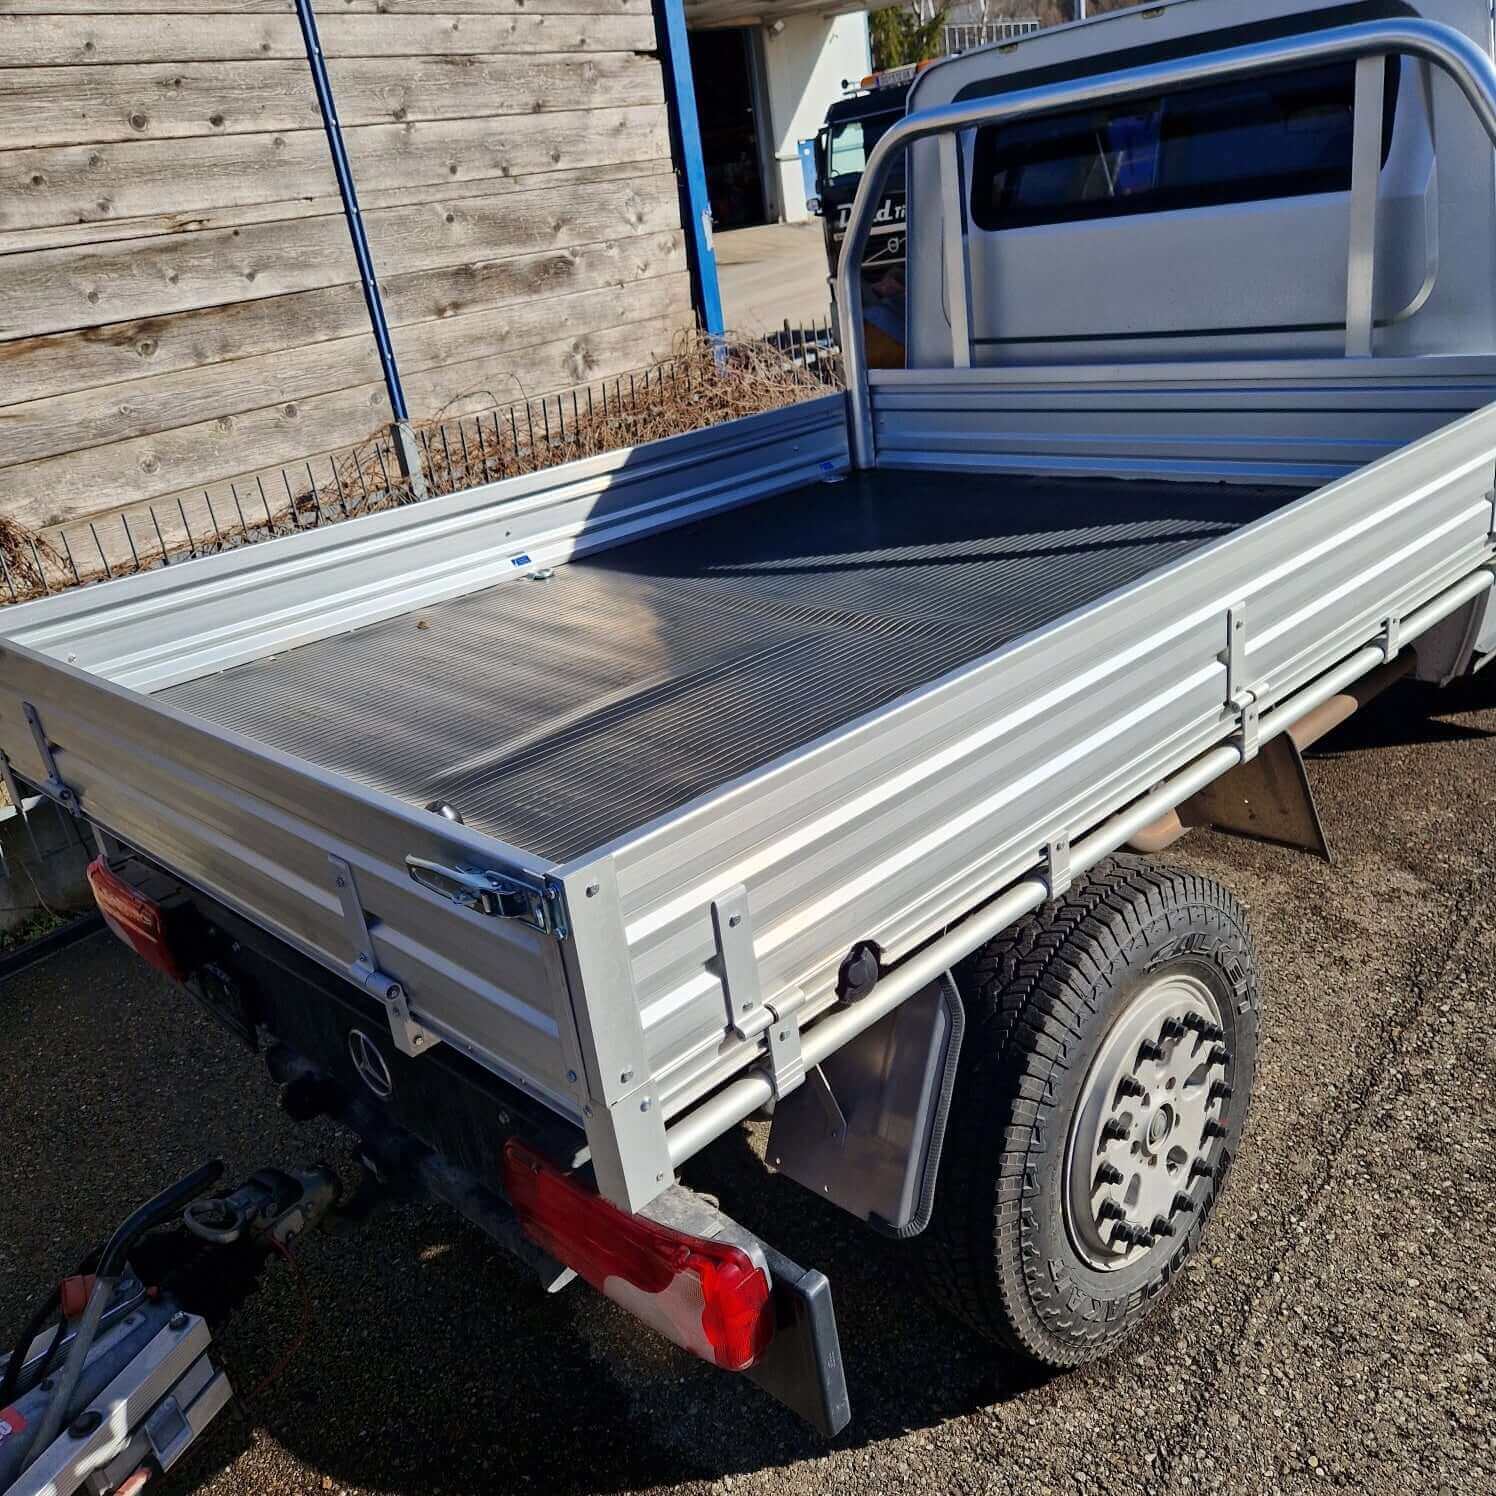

834,17,1496,469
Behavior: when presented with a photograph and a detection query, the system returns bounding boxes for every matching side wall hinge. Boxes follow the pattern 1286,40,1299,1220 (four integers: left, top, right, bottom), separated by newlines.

329,854,441,1057
1222,604,1264,762
763,990,807,1100
22,702,79,815
1379,613,1403,662
708,885,805,1097
1230,690,1262,763
1042,832,1072,900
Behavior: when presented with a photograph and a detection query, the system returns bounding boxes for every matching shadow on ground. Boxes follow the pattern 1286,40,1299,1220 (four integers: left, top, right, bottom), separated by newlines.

1308,673,1496,756
0,934,1053,1496
169,1116,1055,1495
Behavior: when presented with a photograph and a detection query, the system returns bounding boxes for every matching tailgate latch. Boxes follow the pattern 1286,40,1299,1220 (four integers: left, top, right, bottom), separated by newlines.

406,857,566,937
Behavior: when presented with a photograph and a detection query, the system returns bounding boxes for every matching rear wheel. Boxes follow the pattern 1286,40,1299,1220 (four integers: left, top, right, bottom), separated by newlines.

923,855,1260,1366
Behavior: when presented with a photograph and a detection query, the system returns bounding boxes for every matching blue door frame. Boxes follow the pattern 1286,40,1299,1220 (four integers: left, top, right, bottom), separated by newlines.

652,0,726,337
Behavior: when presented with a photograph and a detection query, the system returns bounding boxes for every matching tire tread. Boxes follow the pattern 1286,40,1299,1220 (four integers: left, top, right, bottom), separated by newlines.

922,854,1257,1365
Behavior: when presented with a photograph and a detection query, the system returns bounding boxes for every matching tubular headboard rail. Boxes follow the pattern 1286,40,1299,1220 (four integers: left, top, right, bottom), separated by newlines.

834,17,1496,469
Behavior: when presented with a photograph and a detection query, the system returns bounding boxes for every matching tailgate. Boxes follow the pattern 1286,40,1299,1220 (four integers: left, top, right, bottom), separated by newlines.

0,639,582,1122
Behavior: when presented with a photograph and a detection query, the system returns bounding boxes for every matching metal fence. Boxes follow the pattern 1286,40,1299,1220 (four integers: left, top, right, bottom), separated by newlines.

769,315,842,382
2,328,842,610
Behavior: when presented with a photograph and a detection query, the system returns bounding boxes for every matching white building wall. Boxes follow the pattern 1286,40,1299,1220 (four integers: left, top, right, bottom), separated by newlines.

760,14,872,222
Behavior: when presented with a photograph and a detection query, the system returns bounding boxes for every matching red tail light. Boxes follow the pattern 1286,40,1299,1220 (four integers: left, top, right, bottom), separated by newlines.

86,857,187,982
501,1140,773,1372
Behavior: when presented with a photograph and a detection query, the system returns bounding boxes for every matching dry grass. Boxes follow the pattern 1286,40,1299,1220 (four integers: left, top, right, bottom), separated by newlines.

327,328,831,514
0,517,64,598
1,331,834,609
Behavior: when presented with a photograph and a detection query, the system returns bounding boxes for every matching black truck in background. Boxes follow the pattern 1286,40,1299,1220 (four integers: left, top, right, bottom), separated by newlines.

811,74,910,366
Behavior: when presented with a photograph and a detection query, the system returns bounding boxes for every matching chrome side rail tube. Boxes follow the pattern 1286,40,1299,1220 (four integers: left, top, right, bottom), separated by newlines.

835,18,1496,468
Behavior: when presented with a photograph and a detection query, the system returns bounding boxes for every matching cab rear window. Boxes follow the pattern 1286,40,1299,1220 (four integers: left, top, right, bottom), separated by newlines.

969,58,1398,232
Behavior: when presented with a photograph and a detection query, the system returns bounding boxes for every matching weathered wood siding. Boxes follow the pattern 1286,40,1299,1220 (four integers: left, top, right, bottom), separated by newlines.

0,0,692,530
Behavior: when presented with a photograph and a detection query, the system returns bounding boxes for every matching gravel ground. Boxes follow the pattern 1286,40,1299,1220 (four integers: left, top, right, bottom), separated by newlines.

2,675,1494,1495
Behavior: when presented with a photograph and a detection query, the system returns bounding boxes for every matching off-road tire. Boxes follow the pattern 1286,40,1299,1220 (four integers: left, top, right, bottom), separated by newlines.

922,854,1260,1367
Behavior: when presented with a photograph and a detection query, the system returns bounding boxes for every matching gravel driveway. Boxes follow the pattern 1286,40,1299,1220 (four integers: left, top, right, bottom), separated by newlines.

1,675,1493,1495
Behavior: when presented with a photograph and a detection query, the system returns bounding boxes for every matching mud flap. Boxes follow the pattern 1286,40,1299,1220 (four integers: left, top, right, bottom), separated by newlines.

765,975,965,1237
1180,732,1332,861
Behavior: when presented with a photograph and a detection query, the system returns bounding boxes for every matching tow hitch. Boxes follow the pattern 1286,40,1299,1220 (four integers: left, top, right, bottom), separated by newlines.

1,1159,338,1496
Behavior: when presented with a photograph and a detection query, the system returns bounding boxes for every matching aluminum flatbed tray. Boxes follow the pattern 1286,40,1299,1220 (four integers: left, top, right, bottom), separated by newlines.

158,469,1288,863
5,394,1494,1210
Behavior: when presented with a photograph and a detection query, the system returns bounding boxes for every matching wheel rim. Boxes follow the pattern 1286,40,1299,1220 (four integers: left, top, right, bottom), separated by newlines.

1062,969,1234,1272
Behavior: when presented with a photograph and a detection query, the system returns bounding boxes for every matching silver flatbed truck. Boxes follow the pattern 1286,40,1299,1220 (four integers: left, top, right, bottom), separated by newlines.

6,0,1496,1464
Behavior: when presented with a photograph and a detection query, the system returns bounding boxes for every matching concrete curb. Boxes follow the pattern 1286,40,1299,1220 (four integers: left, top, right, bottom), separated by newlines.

1,796,95,940
0,913,104,982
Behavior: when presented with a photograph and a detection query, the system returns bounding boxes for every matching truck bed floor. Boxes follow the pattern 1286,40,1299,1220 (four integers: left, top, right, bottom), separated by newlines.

160,470,1290,862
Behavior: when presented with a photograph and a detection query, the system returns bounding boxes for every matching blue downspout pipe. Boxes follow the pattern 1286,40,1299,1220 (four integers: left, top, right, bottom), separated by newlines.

652,0,726,337
293,0,410,423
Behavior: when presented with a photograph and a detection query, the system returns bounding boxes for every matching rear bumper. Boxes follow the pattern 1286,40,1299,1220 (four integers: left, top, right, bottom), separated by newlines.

275,1024,852,1436
640,1185,850,1437
98,847,853,1436
746,1242,850,1438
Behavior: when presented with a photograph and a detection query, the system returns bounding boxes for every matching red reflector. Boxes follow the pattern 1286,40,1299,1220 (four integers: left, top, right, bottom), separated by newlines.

86,858,186,982
501,1140,773,1372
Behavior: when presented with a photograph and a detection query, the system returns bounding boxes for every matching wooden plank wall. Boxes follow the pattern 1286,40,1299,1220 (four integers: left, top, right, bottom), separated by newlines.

0,0,692,532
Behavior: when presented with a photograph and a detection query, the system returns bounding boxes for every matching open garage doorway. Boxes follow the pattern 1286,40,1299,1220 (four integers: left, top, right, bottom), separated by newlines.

688,27,772,230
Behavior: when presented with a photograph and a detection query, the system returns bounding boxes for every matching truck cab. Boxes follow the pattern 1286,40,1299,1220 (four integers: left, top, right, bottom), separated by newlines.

902,0,1491,371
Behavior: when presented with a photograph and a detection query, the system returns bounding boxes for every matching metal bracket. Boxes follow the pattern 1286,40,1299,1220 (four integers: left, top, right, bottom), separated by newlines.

1231,689,1262,763
801,1066,848,1144
764,995,806,1100
712,884,769,1040
1379,613,1403,661
390,421,428,499
1223,602,1248,703
1486,487,1496,540
1042,832,1072,900
329,855,441,1057
22,701,79,814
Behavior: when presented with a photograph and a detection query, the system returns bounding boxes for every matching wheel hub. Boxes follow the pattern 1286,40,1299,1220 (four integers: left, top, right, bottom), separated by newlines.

1063,972,1233,1271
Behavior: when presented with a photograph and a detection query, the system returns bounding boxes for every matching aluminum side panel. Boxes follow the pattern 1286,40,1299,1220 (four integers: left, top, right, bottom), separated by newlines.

0,645,582,1116
869,365,1496,483
593,403,1496,1117
2,398,848,694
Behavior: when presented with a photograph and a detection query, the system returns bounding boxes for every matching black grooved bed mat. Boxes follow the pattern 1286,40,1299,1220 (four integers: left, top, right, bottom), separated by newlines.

160,470,1289,862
